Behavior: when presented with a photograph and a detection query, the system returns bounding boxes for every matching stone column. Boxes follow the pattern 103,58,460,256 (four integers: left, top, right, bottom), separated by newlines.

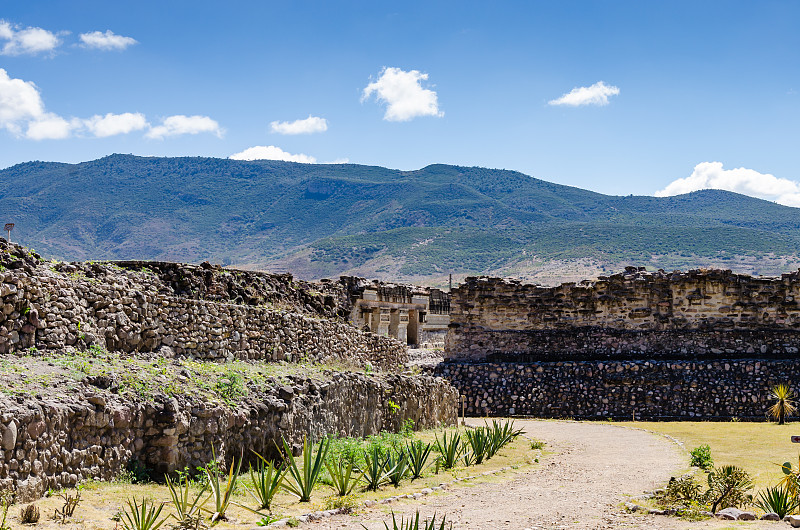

397,309,409,344
377,308,391,336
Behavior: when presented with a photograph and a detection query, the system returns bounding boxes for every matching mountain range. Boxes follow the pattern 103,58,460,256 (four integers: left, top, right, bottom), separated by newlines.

2,154,798,286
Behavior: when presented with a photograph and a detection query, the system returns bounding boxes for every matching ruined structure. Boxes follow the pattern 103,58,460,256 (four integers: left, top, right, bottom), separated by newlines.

0,239,458,501
340,277,450,348
438,267,800,419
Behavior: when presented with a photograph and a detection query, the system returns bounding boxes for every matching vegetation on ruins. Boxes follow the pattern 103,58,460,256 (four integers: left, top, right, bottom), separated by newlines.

769,384,797,425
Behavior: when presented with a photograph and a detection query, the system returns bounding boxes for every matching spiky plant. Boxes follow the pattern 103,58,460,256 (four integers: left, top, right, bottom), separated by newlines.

434,431,462,470
362,446,393,491
120,498,167,530
770,384,797,425
755,485,800,518
406,440,433,481
325,459,359,497
205,448,242,523
281,436,330,502
243,451,284,511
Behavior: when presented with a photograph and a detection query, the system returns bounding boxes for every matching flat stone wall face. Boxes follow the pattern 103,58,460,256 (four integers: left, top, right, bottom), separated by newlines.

448,268,800,361
0,242,406,369
0,372,458,502
435,359,791,420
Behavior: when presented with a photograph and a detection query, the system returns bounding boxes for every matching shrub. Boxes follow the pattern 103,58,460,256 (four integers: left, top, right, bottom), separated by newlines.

664,476,702,504
755,485,799,518
689,445,713,470
706,465,753,514
0,492,11,530
323,494,359,513
281,436,330,502
54,488,82,523
20,503,40,524
530,439,546,450
770,384,797,425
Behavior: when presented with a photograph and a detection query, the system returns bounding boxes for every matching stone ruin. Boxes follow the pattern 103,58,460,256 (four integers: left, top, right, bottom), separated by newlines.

0,238,458,501
436,266,800,420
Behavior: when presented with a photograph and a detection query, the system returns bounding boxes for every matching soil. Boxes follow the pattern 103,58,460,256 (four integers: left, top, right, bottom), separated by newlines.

312,420,775,530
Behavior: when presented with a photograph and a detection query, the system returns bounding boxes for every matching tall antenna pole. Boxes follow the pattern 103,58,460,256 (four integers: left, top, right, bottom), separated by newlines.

449,273,452,292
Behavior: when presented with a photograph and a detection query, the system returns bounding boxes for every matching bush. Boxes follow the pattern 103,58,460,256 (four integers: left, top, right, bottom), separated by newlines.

706,465,753,514
755,485,799,518
689,445,713,470
19,504,40,524
664,476,702,504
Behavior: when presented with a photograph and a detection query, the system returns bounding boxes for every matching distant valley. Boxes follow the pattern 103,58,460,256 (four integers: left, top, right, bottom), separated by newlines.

2,154,799,286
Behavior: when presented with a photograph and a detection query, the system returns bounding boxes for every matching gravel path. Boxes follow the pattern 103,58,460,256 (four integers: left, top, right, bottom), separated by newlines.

304,420,689,529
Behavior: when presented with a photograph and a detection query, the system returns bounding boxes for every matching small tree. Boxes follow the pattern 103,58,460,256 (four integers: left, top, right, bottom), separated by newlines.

770,384,797,425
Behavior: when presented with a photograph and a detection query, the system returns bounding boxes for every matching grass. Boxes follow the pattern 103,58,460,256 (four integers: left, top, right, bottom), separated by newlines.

616,421,800,489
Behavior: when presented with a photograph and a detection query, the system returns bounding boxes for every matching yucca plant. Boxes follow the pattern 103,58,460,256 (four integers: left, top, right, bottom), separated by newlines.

464,428,489,465
407,440,433,480
386,449,410,487
362,446,393,491
243,452,284,511
486,420,523,458
165,474,209,522
120,497,167,530
770,384,797,425
435,431,462,470
206,449,243,523
373,511,452,530
755,485,799,518
325,459,359,496
281,436,330,502
462,448,476,467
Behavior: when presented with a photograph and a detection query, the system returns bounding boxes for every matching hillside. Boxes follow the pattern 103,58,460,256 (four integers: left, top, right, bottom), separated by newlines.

2,154,799,285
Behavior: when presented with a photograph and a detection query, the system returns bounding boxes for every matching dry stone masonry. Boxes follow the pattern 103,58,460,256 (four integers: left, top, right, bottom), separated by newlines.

441,267,800,419
0,240,406,370
1,370,457,502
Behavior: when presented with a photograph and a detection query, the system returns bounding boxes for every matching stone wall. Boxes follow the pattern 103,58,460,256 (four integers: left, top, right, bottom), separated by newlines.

0,240,407,370
435,359,791,420
0,371,457,502
448,268,800,361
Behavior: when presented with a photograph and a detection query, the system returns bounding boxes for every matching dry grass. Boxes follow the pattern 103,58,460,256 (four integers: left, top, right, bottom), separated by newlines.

1,427,535,530
616,421,800,489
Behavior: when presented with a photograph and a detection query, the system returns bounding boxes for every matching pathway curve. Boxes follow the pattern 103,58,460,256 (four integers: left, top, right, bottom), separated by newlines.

314,420,689,529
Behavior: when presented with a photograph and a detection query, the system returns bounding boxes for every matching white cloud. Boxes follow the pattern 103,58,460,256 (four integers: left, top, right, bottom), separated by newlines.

362,67,443,121
270,115,328,135
229,145,316,163
146,115,223,139
655,162,800,207
83,112,148,137
26,113,79,140
0,20,62,56
0,68,45,134
79,30,137,50
325,158,350,164
548,81,620,107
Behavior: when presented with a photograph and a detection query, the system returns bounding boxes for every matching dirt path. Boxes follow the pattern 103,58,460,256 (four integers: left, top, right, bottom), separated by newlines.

303,420,685,529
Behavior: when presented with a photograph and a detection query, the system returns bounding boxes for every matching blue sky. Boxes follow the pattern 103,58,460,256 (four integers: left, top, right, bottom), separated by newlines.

1,1,799,203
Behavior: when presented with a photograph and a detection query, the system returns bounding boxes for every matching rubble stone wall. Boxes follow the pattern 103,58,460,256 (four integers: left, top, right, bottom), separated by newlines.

0,241,407,369
435,359,790,420
0,372,457,502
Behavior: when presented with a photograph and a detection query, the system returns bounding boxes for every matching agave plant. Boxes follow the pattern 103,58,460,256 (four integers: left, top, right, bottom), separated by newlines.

435,431,462,470
486,419,524,458
325,458,359,496
243,451,284,511
373,511,452,530
406,440,433,481
362,446,393,491
386,449,410,487
165,474,209,523
120,497,167,530
281,436,330,502
464,427,489,465
206,449,243,523
770,384,797,425
755,485,799,518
